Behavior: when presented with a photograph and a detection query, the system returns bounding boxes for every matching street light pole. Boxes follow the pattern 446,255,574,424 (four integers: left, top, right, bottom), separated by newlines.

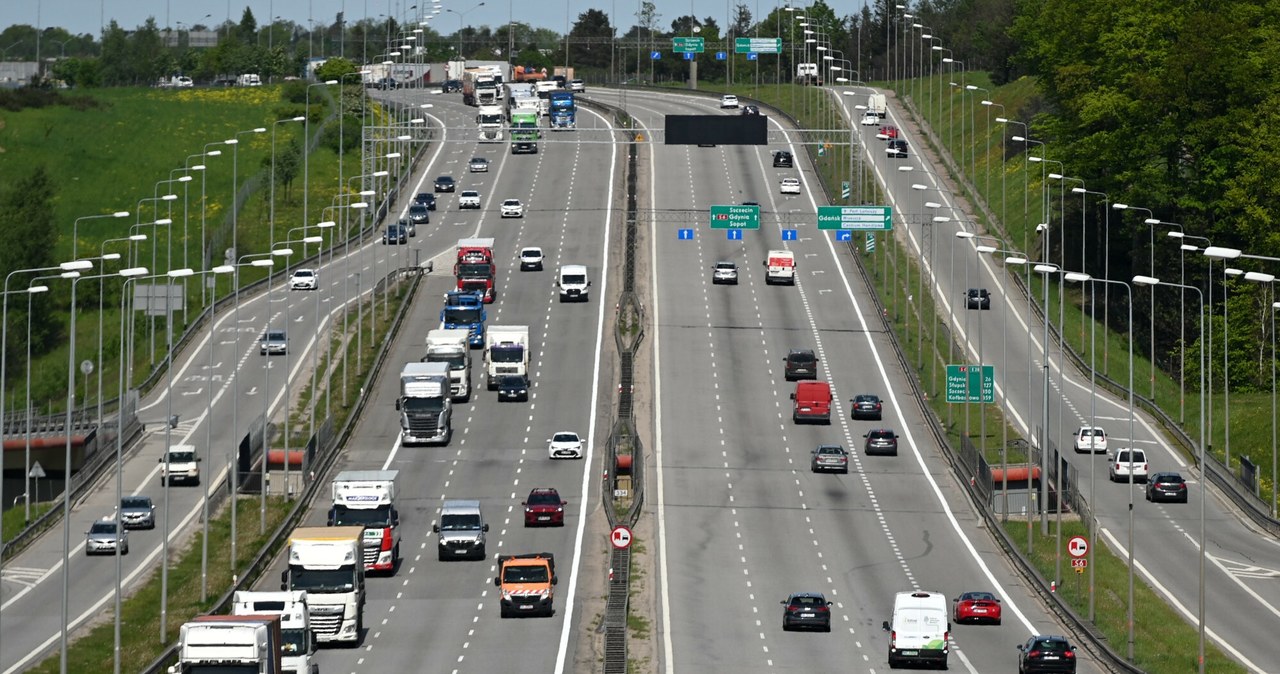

445,2,486,57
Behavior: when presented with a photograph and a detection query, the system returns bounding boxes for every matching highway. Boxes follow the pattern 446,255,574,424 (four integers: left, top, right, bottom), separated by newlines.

827,84,1280,672
248,89,619,673
590,87,1106,673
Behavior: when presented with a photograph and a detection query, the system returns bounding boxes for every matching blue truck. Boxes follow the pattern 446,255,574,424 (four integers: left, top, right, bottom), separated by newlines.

548,91,576,130
440,291,487,348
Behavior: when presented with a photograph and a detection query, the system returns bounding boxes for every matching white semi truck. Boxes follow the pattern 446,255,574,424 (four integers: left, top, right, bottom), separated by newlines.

425,328,473,402
280,526,365,645
396,361,453,445
328,470,401,574
477,104,505,142
169,615,282,673
232,591,318,674
484,325,530,390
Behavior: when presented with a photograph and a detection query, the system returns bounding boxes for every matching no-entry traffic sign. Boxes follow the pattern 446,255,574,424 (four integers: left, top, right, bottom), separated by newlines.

611,525,633,549
1067,535,1089,558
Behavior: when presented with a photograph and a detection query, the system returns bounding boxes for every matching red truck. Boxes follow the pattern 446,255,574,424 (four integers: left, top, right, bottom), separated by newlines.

791,381,832,424
455,237,497,303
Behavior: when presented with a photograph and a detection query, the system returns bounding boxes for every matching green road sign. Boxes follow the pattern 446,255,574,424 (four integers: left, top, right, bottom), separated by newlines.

709,204,760,230
735,37,782,54
817,205,892,231
673,37,706,53
946,364,995,403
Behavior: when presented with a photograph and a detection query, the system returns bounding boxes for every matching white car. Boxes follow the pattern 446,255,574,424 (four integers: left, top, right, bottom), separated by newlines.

458,190,481,209
500,199,524,218
720,94,739,109
548,431,584,459
520,246,545,271
860,111,880,126
780,178,801,195
1073,426,1107,454
712,261,739,285
469,157,489,173
289,269,317,290
569,79,585,92
1108,448,1149,483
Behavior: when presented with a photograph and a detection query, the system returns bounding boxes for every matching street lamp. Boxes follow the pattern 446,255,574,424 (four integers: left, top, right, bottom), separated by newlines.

978,245,1028,523
1114,202,1159,400
1071,186,1112,365
71,211,129,260
269,237,318,499
270,116,307,248
1165,227,1198,424
445,2,486,57
1243,273,1279,521
966,84,991,198
1134,274,1206,673
303,81,338,231
224,127,268,260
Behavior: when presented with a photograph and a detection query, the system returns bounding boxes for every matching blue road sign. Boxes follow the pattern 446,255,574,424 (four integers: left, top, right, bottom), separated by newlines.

651,51,661,60
835,230,853,242
727,229,743,241
683,52,695,61
677,228,694,240
715,51,727,60
782,229,798,241
747,52,758,61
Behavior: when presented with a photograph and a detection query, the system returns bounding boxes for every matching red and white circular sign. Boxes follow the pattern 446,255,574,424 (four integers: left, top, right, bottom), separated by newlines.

610,525,633,550
1067,535,1089,559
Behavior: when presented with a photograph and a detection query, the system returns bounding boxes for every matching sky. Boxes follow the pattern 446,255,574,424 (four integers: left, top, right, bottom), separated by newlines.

0,0,829,40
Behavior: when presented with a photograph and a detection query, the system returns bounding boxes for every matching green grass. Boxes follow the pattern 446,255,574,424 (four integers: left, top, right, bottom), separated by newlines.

1005,520,1244,674
1,501,56,546
25,496,291,674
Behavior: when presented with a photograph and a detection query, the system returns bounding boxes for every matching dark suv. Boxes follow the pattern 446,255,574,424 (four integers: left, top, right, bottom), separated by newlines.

784,349,819,381
887,139,909,158
780,592,832,631
863,429,899,456
434,175,456,193
1145,471,1188,503
850,394,883,420
1016,635,1077,673
772,150,794,168
413,192,437,210
966,288,992,310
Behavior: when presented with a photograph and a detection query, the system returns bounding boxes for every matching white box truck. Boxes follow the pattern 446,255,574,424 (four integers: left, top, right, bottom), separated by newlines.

882,590,950,669
868,92,888,117
232,591,317,674
280,526,365,645
396,362,453,445
328,470,401,574
169,615,282,673
425,328,473,402
484,325,530,390
764,250,797,285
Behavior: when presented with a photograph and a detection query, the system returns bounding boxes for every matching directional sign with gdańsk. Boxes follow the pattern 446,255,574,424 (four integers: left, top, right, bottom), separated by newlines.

1067,535,1089,558
611,525,633,549
817,205,893,231
735,37,782,54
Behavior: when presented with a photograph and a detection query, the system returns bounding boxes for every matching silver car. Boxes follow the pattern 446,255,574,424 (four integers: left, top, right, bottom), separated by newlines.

119,496,155,529
86,519,129,555
712,261,739,285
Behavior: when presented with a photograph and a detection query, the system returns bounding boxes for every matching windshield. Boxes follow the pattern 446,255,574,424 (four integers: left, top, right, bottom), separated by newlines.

167,451,196,463
789,353,815,364
121,497,150,509
439,513,483,530
479,114,503,124
426,353,466,369
460,279,489,292
444,308,482,323
552,433,578,443
562,274,586,285
287,566,356,593
181,665,259,673
457,263,493,278
281,627,307,655
409,206,427,216
90,522,118,534
491,346,524,363
403,398,445,413
503,565,549,583
332,504,391,527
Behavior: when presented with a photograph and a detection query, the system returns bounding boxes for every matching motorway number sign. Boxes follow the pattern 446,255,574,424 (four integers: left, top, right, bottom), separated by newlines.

673,37,705,53
611,525,633,549
817,205,892,231
1068,535,1089,558
710,204,760,230
736,37,782,54
1070,558,1088,569
945,364,994,403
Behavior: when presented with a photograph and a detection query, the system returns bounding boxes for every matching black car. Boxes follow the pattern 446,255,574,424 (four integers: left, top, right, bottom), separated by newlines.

497,374,530,402
887,139,909,158
772,150,794,168
784,349,819,381
376,77,398,90
863,429,899,456
413,192,437,210
1145,471,1188,503
441,79,462,93
383,224,408,245
1016,635,1077,673
434,175,456,193
966,288,992,310
741,104,760,116
850,394,883,420
408,203,430,227
397,218,416,238
780,592,832,631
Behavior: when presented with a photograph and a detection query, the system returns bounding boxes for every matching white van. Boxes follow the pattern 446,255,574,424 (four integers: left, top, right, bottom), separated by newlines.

882,590,949,669
159,444,201,486
764,250,796,285
557,264,591,302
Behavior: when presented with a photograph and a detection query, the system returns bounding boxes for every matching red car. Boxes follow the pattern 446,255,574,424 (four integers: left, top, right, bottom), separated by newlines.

953,591,1002,624
879,125,900,140
523,488,567,527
